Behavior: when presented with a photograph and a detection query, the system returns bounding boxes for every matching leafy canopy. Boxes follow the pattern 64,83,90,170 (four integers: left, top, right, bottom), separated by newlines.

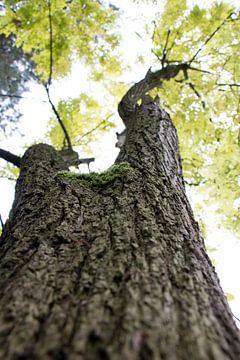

1,0,120,81
0,0,121,143
1,0,240,235
147,0,240,234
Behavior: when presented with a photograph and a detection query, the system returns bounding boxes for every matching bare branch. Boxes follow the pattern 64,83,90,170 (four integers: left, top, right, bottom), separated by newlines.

0,148,21,167
45,86,73,150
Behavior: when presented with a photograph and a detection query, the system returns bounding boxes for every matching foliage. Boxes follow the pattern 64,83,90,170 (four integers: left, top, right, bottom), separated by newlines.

48,94,115,151
1,0,240,236
0,34,36,132
0,0,121,144
57,162,132,186
148,0,240,234
225,292,235,301
0,161,19,181
0,0,120,82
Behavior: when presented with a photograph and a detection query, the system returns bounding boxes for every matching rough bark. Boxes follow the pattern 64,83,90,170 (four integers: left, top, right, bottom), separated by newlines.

0,100,239,360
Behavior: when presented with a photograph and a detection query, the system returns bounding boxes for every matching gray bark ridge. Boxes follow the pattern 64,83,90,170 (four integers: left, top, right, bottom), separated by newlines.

0,94,239,358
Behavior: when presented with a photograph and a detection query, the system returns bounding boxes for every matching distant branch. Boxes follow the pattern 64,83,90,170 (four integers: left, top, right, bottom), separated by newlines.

0,148,21,167
76,115,113,145
217,83,240,88
0,93,47,102
0,93,23,99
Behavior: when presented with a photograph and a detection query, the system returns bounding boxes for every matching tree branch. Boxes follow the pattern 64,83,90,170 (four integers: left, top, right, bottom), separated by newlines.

0,93,47,102
190,11,236,64
161,29,171,66
44,0,73,151
75,115,113,145
45,86,73,150
118,63,189,124
47,0,53,87
0,148,21,167
188,82,206,109
217,83,240,88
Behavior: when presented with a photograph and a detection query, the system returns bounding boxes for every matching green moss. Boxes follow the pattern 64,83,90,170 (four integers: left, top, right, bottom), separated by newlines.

57,162,133,187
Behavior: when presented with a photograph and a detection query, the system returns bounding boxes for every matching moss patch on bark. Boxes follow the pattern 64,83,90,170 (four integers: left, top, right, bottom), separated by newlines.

57,162,133,187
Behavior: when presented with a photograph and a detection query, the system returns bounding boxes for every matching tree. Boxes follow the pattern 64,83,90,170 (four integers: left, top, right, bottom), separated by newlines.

0,33,37,132
0,0,240,358
1,73,240,359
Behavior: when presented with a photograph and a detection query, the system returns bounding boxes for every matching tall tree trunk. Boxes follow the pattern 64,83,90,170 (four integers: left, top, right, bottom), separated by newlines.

0,100,239,360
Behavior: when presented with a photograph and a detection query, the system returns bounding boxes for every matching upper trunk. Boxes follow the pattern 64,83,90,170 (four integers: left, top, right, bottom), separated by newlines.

0,99,239,360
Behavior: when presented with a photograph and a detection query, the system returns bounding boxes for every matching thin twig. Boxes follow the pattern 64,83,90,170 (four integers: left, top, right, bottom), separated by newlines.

233,313,240,323
161,29,171,66
190,12,235,64
217,83,240,88
76,117,112,144
188,65,213,75
151,49,162,63
151,20,157,44
188,82,206,109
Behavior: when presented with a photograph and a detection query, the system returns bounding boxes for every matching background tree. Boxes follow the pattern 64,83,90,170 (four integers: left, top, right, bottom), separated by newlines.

0,0,240,358
0,33,37,132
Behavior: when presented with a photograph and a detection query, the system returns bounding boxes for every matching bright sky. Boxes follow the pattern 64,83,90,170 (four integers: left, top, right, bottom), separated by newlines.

1,0,240,324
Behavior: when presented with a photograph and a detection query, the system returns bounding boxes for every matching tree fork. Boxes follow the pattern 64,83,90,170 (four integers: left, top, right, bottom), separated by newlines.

0,100,240,359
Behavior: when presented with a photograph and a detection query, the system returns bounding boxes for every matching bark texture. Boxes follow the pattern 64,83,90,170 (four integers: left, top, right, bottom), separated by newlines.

0,100,240,360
